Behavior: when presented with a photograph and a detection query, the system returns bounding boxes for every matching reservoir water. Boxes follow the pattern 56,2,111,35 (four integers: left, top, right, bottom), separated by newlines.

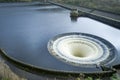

0,3,120,73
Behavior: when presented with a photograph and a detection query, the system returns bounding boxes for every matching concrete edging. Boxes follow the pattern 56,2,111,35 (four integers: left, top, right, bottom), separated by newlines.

85,13,120,29
0,49,117,77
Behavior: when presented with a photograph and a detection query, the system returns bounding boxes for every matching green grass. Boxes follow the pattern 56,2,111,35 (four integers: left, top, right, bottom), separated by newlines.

85,77,93,80
110,74,120,80
53,0,120,14
2,77,10,80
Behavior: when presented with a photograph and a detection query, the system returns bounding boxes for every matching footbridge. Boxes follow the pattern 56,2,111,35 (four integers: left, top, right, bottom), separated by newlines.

48,1,120,29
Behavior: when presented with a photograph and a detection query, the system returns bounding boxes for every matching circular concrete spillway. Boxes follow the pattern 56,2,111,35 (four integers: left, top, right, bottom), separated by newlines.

48,33,116,67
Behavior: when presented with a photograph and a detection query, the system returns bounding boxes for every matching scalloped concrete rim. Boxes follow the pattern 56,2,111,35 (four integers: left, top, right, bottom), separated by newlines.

48,32,117,67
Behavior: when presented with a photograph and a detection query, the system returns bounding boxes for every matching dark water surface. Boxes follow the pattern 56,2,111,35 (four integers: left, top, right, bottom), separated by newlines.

0,3,120,73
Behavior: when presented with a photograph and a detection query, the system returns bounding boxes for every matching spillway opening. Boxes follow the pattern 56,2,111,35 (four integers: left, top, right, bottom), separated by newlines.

48,33,116,67
56,38,100,59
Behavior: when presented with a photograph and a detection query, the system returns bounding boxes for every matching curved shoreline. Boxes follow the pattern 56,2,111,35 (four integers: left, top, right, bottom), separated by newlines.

0,49,117,77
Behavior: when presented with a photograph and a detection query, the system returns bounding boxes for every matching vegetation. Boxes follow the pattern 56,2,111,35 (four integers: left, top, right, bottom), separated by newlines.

0,60,26,80
0,0,32,2
52,0,120,14
0,0,47,2
110,73,120,80
0,0,119,14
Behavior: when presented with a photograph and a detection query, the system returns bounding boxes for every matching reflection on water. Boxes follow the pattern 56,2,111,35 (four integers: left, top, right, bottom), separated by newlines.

0,4,120,73
70,16,78,22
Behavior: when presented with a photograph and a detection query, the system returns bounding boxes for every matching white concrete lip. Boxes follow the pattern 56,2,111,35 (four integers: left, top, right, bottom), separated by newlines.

48,33,116,67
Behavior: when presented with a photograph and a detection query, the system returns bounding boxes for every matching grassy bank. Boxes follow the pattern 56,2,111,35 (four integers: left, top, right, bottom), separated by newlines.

52,0,120,14
0,60,26,80
0,0,32,2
